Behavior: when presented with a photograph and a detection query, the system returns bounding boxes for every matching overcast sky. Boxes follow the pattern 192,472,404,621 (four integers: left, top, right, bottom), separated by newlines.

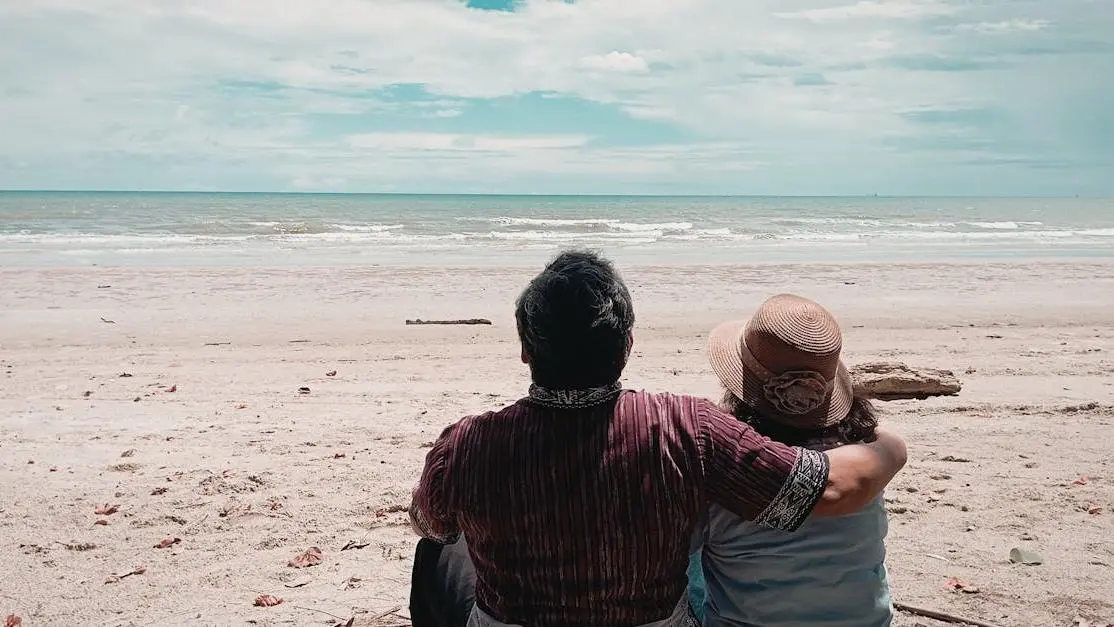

1,0,1112,195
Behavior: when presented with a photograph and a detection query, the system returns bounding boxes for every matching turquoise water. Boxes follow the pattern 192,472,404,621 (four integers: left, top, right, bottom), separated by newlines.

1,192,1112,266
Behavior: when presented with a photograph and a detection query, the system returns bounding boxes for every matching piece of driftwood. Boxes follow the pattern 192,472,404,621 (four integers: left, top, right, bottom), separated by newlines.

893,602,1005,627
405,318,492,326
851,362,962,400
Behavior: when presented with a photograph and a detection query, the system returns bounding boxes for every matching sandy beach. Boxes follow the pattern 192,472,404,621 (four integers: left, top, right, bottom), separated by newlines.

2,260,1113,626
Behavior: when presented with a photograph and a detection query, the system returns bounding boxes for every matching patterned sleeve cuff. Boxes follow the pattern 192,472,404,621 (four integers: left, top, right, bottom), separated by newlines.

409,499,460,545
752,448,830,532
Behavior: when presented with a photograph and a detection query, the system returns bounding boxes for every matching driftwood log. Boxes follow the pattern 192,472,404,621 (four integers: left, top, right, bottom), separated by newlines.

405,318,492,326
851,362,962,401
893,602,1005,627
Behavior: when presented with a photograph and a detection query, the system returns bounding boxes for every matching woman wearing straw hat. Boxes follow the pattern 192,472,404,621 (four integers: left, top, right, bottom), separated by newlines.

688,293,893,626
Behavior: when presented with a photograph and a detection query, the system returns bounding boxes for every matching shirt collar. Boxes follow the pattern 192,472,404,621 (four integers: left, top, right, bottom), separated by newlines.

527,382,623,409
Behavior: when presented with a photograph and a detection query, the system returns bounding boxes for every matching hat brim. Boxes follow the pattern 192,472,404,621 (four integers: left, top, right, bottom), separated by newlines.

707,319,853,430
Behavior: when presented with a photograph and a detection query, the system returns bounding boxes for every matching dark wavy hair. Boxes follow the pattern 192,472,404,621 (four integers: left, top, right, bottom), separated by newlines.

720,388,879,449
515,250,634,389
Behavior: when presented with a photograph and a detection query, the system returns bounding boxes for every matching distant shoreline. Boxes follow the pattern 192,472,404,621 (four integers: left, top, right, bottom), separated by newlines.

1,189,1108,200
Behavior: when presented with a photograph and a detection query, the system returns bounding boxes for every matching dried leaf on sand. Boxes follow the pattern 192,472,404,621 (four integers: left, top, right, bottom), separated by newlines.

154,537,181,549
945,577,980,594
288,546,323,568
254,594,283,607
5,615,22,627
94,504,119,515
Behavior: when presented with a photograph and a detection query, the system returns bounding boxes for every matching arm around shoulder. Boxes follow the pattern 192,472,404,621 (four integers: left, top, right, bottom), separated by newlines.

811,428,907,517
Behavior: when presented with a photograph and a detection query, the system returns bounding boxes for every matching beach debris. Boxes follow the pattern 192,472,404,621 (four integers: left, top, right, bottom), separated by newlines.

5,614,22,627
203,341,231,346
850,362,961,400
284,577,311,589
326,370,337,377
107,463,140,472
1074,476,1089,485
58,541,97,551
154,537,181,549
1082,503,1103,515
893,602,1004,627
133,397,141,402
83,390,92,398
94,504,119,516
944,577,980,594
151,487,168,495
288,547,323,568
235,403,248,409
405,318,493,326
105,566,146,584
120,449,137,458
119,372,133,377
100,317,116,324
166,385,177,393
344,576,363,589
218,501,252,518
94,520,109,526
367,605,404,623
97,284,111,288
341,540,371,551
254,594,283,607
940,455,971,463
1009,547,1043,565
298,387,311,395
333,452,346,459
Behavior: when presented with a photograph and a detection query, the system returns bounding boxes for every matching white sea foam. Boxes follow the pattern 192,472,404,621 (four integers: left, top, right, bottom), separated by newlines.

484,216,692,233
331,223,405,232
966,221,1044,230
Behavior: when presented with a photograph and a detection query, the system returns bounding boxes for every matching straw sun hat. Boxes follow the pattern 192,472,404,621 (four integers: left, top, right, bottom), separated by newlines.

708,294,853,430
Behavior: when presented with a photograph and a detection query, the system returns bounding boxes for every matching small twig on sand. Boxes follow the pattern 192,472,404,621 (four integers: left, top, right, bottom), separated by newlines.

203,342,231,346
405,318,492,326
894,602,1005,627
368,605,404,622
291,606,349,622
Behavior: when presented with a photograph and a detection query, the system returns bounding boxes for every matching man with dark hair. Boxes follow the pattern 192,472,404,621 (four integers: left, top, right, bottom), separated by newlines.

515,251,635,390
410,250,907,626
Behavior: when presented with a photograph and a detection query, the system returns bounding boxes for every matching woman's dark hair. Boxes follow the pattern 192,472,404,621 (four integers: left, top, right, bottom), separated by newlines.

515,250,635,389
720,388,878,449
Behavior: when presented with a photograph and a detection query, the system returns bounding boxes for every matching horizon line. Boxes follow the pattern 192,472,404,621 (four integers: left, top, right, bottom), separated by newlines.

0,189,1105,199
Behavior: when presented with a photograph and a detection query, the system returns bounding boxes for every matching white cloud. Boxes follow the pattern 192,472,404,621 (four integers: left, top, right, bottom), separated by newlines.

955,19,1052,34
776,1,955,22
346,133,590,151
579,51,650,73
0,0,1110,193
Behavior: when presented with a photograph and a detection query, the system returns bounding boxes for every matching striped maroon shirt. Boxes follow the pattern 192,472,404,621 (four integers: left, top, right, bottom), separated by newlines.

411,388,828,626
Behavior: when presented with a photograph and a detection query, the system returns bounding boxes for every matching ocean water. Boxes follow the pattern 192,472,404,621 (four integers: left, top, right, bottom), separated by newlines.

1,192,1112,267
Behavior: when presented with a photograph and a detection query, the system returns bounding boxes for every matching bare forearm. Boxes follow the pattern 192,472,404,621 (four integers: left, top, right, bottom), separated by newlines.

812,428,907,517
